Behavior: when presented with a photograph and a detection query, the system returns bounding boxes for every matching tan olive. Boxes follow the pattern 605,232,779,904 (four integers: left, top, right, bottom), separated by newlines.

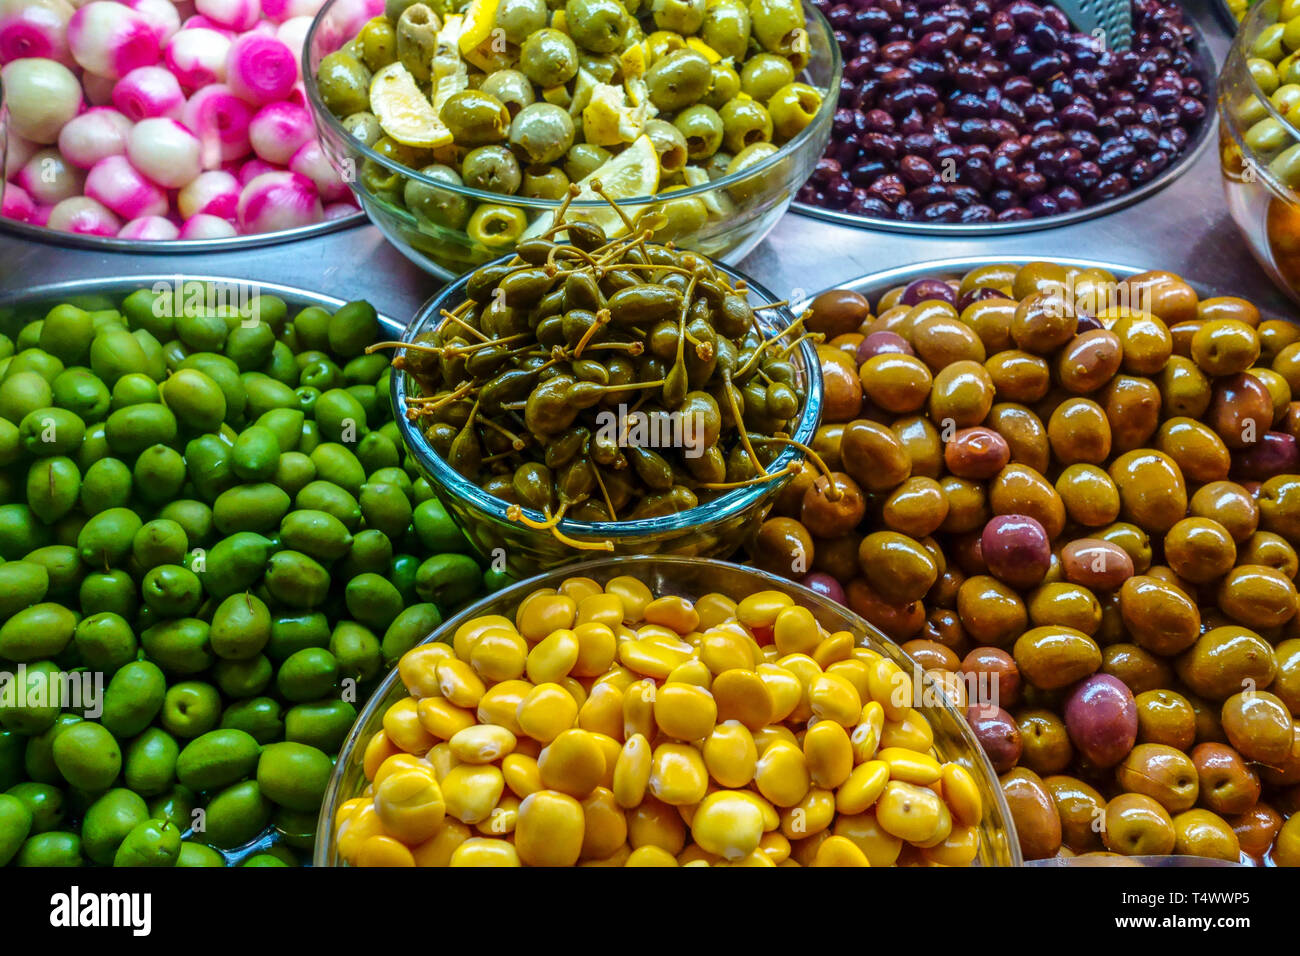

1248,367,1292,424
985,403,1050,475
933,477,985,535
818,344,864,423
1095,522,1153,575
1259,474,1300,541
1108,449,1187,535
1010,261,1070,301
1000,766,1062,860
910,312,986,371
1059,538,1135,591
1145,564,1195,599
1191,319,1261,377
1055,464,1121,528
1047,398,1111,465
1230,802,1282,858
1153,417,1231,484
1259,318,1300,364
1217,564,1298,630
1240,531,1300,579
1135,689,1197,749
812,423,844,471
956,575,1027,646
928,359,994,429
1108,309,1174,375
1102,643,1173,695
1274,639,1300,714
900,638,960,673
986,350,1050,403
1010,291,1077,355
811,531,863,583
891,415,943,479
943,426,1010,480
959,298,1016,354
1169,319,1201,358
1027,582,1102,635
1115,575,1200,656
1118,270,1198,325
1013,626,1102,690
881,477,948,538
1158,355,1212,419
1043,774,1106,853
857,531,938,605
839,419,911,492
1056,329,1122,394
1095,589,1125,645
1016,708,1073,776
1100,375,1161,452
1261,721,1300,786
860,353,932,414
751,517,814,577
1189,481,1260,543
959,263,1016,298
1115,743,1199,813
1171,809,1242,862
1221,689,1294,766
1197,295,1260,327
1188,693,1229,745
989,464,1065,540
1192,742,1262,816
806,288,870,338
1163,517,1237,584
1102,792,1176,856
1207,372,1274,450
1175,626,1278,701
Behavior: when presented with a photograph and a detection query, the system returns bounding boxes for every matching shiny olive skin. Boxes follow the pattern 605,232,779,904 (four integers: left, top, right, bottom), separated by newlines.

1192,743,1261,816
1044,775,1106,853
1115,743,1199,813
1000,767,1061,860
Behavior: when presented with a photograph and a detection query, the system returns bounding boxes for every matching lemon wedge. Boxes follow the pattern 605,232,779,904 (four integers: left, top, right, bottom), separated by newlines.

460,0,513,71
370,62,453,149
523,134,660,240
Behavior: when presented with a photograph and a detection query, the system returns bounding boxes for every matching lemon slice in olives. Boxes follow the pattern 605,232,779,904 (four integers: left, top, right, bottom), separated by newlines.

370,62,454,148
522,133,658,239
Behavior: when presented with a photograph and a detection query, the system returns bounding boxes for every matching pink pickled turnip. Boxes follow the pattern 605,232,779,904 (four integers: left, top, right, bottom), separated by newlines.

123,0,179,44
68,1,160,79
127,117,202,187
29,203,54,226
261,0,324,23
275,14,312,59
225,32,295,106
194,0,260,31
118,214,179,239
46,195,121,235
0,57,82,143
236,170,321,233
4,133,39,178
16,147,85,204
247,100,312,164
178,212,238,238
181,83,252,165
289,139,347,202
237,156,277,184
164,26,229,89
85,154,168,218
0,0,74,67
323,200,357,220
82,70,117,104
180,13,234,34
178,169,240,218
58,107,133,168
1,182,37,222
112,64,185,119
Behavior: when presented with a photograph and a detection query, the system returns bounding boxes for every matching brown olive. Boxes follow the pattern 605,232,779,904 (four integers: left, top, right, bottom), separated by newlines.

989,464,1065,540
900,638,959,673
1010,261,1069,301
1017,708,1073,776
1169,319,1201,358
1048,398,1111,465
1158,355,1212,419
968,704,1022,773
857,531,938,605
1192,742,1262,816
829,332,865,359
1154,417,1231,484
860,353,931,414
1175,625,1277,701
800,471,866,539
1000,766,1063,860
1043,774,1106,853
960,645,1020,709
1217,564,1298,631
1111,309,1174,375
985,403,1050,475
958,263,1016,299
1102,792,1176,856
923,606,966,650
1207,372,1274,450
1273,638,1300,714
881,477,948,538
938,476,988,534
1188,692,1229,744
1095,522,1153,575
1135,689,1197,749
1191,318,1261,377
1100,375,1161,453
811,531,862,583
1172,809,1241,862
1010,291,1077,354
818,344,864,424
960,298,1016,354
1108,449,1188,535
1249,367,1292,424
1027,582,1102,635
891,415,943,479
1220,689,1294,766
1273,342,1300,394
910,312,985,371
1055,465,1121,528
1115,743,1199,813
1118,270,1198,325
1189,480,1260,543
1259,474,1300,541
1057,329,1122,394
1231,802,1281,857
928,359,994,428
751,516,814,577
985,350,1050,403
1163,517,1237,584
1118,575,1200,656
845,577,924,641
839,419,911,493
772,460,817,517
1059,538,1135,591
806,288,869,339
1197,295,1260,327
1013,626,1102,690
956,574,1027,646
942,427,1008,481
1103,643,1173,695
812,423,844,471
1259,318,1300,364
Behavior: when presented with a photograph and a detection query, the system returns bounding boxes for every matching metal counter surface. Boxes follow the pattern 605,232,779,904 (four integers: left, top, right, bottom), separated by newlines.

1,0,1289,321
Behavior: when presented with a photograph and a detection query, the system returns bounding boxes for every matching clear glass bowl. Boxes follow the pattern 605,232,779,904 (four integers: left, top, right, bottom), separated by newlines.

391,257,823,577
304,0,840,279
1220,0,1300,304
315,555,1023,866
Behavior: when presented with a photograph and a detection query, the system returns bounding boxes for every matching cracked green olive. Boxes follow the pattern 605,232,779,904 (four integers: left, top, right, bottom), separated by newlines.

508,102,577,166
519,28,580,86
439,89,511,146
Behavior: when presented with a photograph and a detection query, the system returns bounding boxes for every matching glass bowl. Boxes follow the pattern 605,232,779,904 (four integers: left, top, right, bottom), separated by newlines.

315,555,1023,866
304,0,840,279
1220,0,1300,304
390,257,822,576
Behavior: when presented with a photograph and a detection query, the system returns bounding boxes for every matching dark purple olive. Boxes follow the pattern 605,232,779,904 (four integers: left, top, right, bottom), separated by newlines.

857,330,914,363
982,514,1051,588
1064,674,1137,768
968,704,1022,772
1232,432,1300,480
801,572,847,606
900,277,958,307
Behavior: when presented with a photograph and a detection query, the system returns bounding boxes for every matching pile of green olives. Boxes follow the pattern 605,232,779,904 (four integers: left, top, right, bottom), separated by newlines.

393,213,812,550
315,0,824,256
0,283,498,868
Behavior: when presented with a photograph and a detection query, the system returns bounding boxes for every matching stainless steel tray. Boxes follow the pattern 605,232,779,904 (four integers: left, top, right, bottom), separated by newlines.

790,15,1218,235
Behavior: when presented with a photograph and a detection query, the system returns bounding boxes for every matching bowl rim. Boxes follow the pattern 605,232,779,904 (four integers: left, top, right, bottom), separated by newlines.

303,0,843,209
314,553,1024,867
791,8,1219,235
390,252,825,539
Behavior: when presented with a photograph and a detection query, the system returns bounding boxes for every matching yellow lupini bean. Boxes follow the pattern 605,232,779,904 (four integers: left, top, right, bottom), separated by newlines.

648,742,709,805
653,682,718,740
803,719,854,788
374,768,446,843
448,725,516,764
692,791,765,860
441,764,505,824
702,720,758,788
449,837,520,866
516,682,578,743
613,733,652,808
538,728,607,798
352,575,981,867
526,628,581,683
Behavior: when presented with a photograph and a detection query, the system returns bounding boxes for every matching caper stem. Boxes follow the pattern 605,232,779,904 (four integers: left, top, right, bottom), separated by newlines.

572,308,611,359
694,460,800,490
753,436,840,502
721,370,765,475
591,463,619,522
481,417,528,450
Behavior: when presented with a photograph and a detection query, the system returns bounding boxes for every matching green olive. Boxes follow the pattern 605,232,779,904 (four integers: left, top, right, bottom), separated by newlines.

461,145,523,194
564,0,627,53
749,0,804,56
768,81,822,140
653,0,706,34
564,142,612,181
740,52,794,102
643,119,689,173
467,203,529,248
342,111,383,147
644,48,712,112
396,3,440,81
520,165,571,199
439,89,511,146
579,52,622,84
673,104,725,159
704,63,741,109
719,97,773,153
495,0,548,45
358,16,397,72
700,0,751,60
317,51,372,118
479,69,536,117
404,164,473,229
519,28,580,86
508,102,576,165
